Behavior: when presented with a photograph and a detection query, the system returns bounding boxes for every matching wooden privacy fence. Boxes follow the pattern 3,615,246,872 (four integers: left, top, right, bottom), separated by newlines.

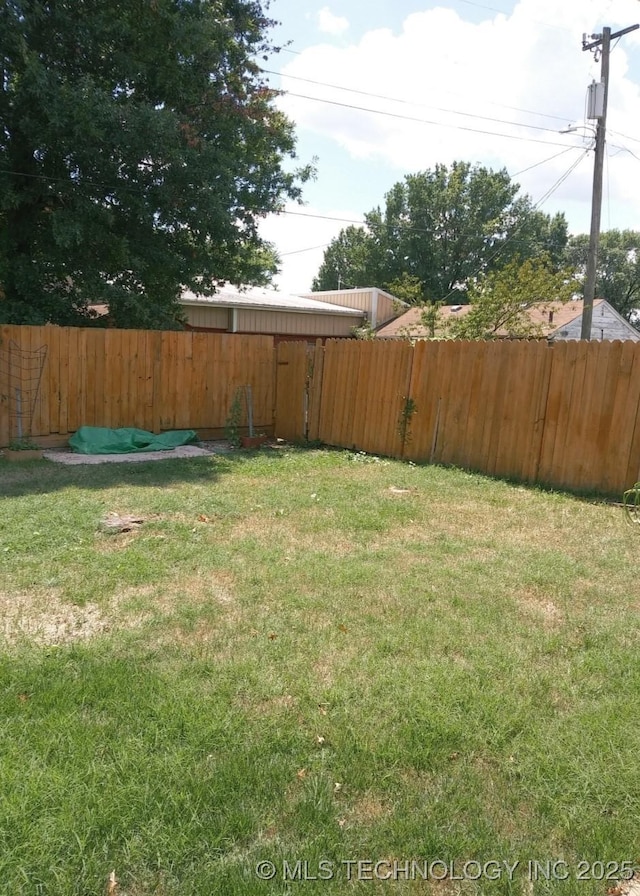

274,338,640,496
0,325,274,446
3,324,640,496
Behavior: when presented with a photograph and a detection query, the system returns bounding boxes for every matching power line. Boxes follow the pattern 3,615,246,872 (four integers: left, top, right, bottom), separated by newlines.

0,164,171,200
277,207,566,243
509,145,583,178
263,67,572,126
453,0,518,15
276,3,569,49
608,128,640,146
282,91,586,149
609,143,640,164
276,147,590,238
0,142,591,210
452,0,567,30
280,242,330,256
273,149,592,287
0,149,595,283
278,209,368,227
532,147,591,207
437,147,591,304
7,157,587,251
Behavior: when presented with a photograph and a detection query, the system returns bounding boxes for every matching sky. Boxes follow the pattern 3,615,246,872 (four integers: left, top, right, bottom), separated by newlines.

257,0,640,295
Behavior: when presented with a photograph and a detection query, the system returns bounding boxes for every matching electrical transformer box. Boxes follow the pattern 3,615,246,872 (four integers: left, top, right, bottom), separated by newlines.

587,80,605,119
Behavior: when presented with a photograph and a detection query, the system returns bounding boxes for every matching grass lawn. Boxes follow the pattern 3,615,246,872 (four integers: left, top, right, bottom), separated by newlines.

1,446,639,895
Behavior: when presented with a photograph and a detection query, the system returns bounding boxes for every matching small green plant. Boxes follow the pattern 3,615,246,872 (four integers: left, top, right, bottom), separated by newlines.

623,482,640,524
397,396,417,448
7,437,41,451
225,388,243,447
419,299,444,337
347,449,387,464
351,320,376,340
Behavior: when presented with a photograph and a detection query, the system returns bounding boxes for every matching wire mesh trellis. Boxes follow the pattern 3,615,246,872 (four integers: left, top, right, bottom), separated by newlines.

0,339,48,441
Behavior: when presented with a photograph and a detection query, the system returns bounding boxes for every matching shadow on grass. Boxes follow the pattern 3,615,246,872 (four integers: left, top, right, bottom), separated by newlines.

3,440,622,507
0,446,297,498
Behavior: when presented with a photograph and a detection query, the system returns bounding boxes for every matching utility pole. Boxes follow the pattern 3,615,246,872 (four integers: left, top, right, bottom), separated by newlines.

581,24,638,340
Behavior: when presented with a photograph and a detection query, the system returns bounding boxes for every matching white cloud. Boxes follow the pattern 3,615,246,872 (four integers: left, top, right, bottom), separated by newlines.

265,0,640,290
276,1,640,230
316,6,349,36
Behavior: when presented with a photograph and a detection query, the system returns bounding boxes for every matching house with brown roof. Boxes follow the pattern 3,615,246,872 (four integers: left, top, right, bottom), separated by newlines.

376,299,640,342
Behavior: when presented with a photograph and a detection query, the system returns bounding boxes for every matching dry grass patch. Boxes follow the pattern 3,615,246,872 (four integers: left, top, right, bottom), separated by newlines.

515,587,564,629
282,527,357,558
311,639,364,691
234,692,298,718
228,511,357,557
341,792,392,828
369,514,480,551
0,585,155,647
0,569,240,649
228,512,285,542
376,494,613,555
174,569,237,605
313,657,336,688
143,571,242,631
424,881,473,896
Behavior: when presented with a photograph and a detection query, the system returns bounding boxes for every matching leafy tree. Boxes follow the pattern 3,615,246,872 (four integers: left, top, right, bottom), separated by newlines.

564,230,640,324
311,225,377,292
447,254,576,340
383,273,424,305
313,162,568,302
0,0,311,327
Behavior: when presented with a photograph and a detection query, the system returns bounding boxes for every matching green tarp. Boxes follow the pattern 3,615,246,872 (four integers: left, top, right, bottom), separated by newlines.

69,426,198,455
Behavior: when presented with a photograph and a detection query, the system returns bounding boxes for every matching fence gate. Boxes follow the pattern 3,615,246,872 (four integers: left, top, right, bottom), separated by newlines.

274,340,324,442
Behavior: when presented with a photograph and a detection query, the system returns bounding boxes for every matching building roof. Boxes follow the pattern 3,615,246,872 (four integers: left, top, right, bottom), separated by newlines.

376,299,612,339
530,298,605,334
376,304,471,338
181,285,363,317
306,286,403,304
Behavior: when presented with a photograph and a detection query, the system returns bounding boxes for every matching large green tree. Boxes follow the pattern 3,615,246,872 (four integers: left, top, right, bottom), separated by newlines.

564,230,640,324
0,0,311,327
313,162,568,302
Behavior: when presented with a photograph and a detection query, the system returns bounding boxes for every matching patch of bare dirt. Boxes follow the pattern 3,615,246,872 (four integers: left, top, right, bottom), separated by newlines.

608,875,640,896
